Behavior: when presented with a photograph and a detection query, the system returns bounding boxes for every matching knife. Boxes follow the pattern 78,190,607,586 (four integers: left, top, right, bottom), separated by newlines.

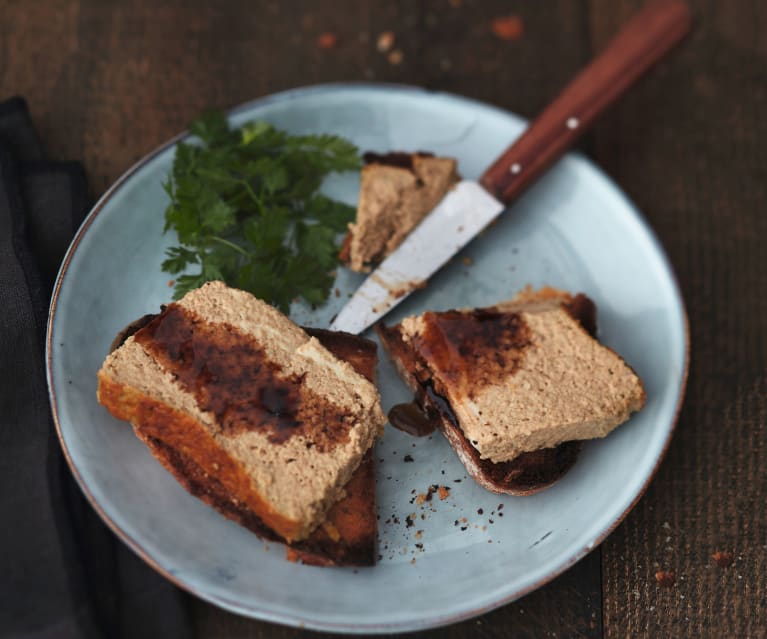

329,0,691,335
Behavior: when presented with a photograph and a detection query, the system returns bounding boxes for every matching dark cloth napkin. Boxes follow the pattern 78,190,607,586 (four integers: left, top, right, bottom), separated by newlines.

0,97,192,639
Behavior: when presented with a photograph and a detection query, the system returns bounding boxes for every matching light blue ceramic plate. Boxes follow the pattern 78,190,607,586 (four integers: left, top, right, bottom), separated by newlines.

47,84,688,633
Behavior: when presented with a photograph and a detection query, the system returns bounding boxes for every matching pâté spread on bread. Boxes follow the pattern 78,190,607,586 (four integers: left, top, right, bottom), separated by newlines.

97,281,386,565
377,287,646,495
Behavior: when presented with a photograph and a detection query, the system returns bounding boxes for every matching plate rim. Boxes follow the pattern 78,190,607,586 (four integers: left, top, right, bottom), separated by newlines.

46,81,690,634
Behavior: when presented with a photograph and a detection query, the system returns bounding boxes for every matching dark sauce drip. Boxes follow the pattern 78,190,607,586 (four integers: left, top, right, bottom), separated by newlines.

388,402,438,437
135,304,304,443
423,382,458,427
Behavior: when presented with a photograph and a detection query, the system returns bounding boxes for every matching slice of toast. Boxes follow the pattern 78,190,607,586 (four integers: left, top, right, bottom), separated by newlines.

340,152,458,272
376,287,646,495
97,282,385,562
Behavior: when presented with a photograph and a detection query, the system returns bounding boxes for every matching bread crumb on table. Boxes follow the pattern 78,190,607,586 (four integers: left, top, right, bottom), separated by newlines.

377,31,394,52
655,570,676,587
316,32,338,49
491,15,524,41
712,550,734,568
388,49,404,65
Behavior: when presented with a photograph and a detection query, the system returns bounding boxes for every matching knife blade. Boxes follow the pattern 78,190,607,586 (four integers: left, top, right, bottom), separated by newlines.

329,0,691,334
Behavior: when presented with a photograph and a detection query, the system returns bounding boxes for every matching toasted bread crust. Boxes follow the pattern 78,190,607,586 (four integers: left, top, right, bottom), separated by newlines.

436,411,581,495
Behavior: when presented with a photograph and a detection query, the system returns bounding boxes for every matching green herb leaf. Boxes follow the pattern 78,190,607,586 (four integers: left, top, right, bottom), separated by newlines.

162,110,360,312
306,194,356,233
162,246,199,274
189,110,236,147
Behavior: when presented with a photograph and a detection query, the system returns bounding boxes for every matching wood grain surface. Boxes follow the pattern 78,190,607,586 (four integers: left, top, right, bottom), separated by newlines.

2,1,765,637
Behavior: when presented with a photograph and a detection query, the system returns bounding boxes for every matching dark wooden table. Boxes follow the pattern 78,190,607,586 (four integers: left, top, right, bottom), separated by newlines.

4,1,765,637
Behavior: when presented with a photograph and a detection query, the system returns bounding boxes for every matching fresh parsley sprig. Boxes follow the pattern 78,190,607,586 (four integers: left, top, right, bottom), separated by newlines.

161,110,360,312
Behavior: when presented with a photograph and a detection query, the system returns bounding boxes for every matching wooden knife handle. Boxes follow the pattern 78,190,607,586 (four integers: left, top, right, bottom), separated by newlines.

479,0,692,203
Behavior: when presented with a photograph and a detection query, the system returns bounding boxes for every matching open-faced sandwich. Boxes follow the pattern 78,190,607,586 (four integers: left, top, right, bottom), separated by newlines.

97,281,386,566
376,287,646,495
